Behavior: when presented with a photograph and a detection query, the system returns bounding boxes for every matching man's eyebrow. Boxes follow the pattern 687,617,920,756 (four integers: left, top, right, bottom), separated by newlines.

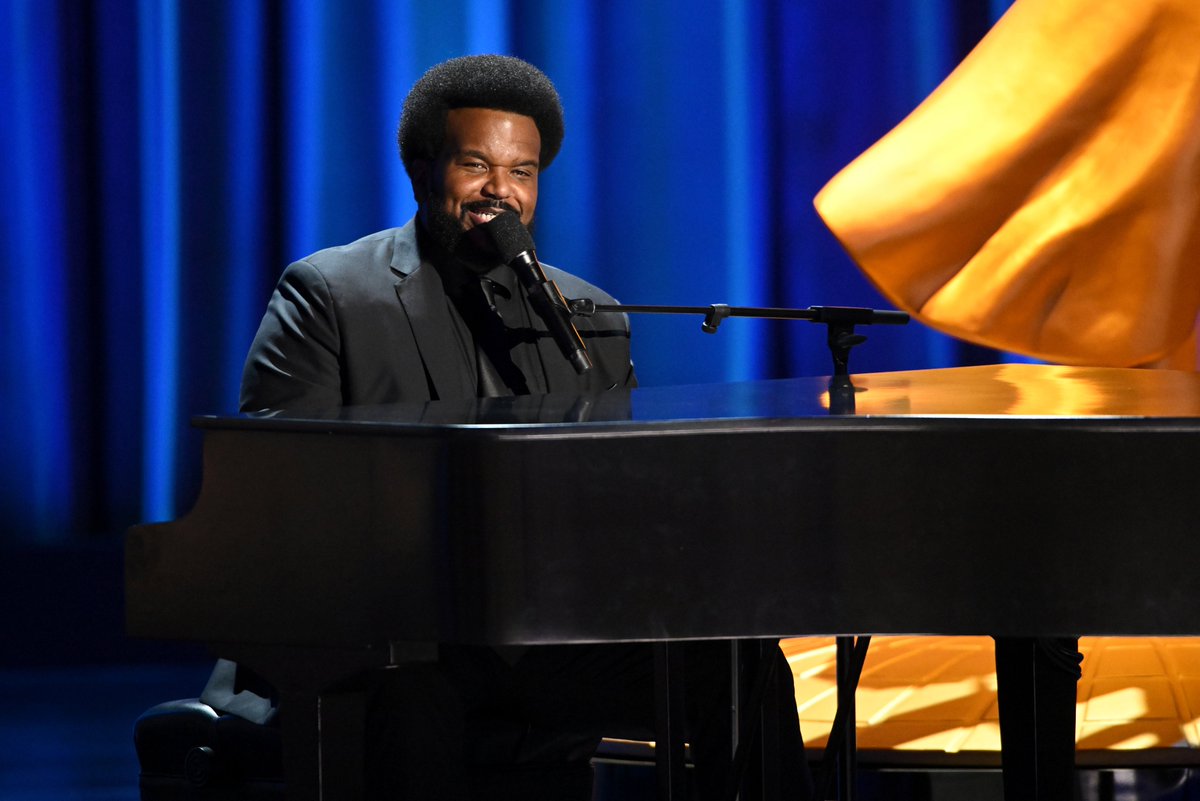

458,149,539,169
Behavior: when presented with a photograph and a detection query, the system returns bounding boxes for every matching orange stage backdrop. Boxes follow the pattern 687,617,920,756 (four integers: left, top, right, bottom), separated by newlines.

815,0,1200,369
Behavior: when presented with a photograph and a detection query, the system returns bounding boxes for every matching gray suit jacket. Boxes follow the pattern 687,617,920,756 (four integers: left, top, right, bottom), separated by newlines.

240,220,635,412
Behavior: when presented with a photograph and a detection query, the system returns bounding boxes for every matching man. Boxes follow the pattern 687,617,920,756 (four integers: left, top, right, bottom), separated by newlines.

220,55,811,800
240,57,633,411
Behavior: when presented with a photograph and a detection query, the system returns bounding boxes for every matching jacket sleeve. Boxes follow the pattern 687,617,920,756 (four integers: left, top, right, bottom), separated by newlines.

543,265,638,391
239,260,344,413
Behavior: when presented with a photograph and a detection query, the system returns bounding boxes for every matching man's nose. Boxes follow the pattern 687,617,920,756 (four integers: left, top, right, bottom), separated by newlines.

481,169,512,199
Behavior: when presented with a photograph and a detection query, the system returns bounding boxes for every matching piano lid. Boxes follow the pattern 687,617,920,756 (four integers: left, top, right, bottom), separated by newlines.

195,364,1200,432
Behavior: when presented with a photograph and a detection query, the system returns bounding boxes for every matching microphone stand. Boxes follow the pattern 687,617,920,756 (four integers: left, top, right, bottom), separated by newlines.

568,299,909,378
570,299,908,801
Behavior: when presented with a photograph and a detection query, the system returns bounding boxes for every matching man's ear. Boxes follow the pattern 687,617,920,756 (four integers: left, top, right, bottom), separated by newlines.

410,160,431,204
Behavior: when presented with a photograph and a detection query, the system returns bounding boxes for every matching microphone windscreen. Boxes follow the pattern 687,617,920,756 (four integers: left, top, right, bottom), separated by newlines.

481,211,535,263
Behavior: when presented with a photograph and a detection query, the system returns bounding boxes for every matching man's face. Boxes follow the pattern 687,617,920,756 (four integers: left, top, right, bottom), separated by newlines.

414,107,541,264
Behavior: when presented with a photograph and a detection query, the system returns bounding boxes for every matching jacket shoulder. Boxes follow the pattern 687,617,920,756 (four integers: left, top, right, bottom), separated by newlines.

297,224,418,282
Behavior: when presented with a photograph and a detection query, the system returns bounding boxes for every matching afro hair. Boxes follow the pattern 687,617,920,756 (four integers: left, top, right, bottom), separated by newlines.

398,54,565,178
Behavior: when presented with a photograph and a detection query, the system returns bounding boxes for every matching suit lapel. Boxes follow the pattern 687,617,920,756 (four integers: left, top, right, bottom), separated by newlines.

386,221,619,399
390,224,475,401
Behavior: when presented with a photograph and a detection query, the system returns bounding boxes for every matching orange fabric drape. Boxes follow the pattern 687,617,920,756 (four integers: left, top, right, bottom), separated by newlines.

814,0,1200,368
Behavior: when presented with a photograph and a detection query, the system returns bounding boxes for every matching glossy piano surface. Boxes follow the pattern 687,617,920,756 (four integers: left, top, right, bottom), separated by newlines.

126,364,1200,653
206,364,1200,430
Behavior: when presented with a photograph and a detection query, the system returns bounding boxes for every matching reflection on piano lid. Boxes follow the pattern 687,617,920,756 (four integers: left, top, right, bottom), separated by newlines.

207,364,1200,432
834,363,1200,418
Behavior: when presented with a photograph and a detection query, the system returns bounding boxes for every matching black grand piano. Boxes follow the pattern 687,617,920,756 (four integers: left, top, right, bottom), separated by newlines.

126,363,1200,799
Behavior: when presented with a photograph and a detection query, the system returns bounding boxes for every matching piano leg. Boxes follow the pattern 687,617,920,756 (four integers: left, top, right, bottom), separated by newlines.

654,642,689,801
815,636,870,801
276,685,323,801
994,636,1083,801
756,650,782,801
213,642,400,801
719,639,816,801
738,639,784,801
835,636,859,801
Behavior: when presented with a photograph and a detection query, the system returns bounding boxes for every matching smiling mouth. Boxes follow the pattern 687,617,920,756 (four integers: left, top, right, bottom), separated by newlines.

467,210,500,226
464,203,515,227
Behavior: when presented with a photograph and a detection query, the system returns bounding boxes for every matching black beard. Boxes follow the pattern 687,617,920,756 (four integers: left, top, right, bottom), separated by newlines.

424,202,535,273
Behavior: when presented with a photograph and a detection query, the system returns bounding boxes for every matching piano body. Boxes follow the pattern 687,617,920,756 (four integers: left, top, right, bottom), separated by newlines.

126,363,1200,799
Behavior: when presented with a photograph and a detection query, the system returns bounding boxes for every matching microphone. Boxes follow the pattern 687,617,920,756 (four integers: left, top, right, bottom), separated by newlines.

480,211,594,374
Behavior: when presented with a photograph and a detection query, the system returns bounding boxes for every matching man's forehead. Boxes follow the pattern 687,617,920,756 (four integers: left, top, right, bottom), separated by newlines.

443,108,541,150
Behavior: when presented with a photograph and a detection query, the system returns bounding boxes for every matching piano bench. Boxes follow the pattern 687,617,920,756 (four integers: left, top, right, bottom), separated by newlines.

133,698,284,800
133,697,597,800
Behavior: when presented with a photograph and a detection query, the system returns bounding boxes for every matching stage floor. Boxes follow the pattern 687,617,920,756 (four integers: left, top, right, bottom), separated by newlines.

787,636,1200,762
0,662,212,801
4,638,1200,800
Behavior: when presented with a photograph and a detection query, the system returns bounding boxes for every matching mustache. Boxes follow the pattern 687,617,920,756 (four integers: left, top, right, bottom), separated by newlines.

462,200,518,216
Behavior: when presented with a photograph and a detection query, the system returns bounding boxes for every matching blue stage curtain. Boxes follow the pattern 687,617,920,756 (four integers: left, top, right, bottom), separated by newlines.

0,0,1008,542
